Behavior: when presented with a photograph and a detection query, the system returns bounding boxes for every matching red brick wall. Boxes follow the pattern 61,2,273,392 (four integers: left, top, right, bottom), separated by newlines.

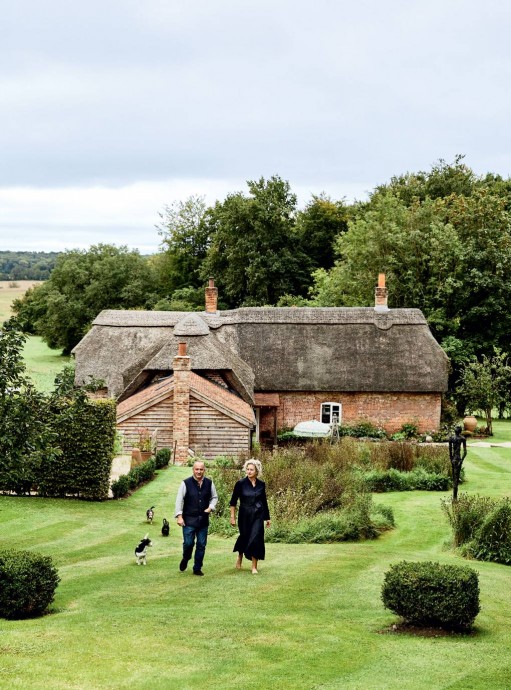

259,391,442,437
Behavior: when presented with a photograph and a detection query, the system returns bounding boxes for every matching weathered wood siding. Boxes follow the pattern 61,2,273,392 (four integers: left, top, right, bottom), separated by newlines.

189,395,250,459
117,394,174,451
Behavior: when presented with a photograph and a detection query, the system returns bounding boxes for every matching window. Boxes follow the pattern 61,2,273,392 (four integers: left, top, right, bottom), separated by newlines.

321,402,342,425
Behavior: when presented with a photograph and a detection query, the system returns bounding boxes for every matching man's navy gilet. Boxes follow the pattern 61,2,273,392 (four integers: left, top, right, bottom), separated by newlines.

183,476,213,529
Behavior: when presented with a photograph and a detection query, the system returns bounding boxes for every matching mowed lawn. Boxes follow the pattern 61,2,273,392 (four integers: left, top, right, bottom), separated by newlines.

0,280,69,391
1,424,511,689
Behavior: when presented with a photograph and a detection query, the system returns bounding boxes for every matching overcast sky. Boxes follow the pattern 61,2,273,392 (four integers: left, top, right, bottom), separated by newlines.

1,0,510,254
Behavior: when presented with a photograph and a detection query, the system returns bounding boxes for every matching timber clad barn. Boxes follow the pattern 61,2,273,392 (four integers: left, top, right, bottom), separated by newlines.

73,278,449,464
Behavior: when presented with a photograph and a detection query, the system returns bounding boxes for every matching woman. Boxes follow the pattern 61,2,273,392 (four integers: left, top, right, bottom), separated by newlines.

229,459,271,574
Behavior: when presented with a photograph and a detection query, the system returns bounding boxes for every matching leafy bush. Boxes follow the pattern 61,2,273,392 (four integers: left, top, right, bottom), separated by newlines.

111,474,130,499
339,421,387,439
470,500,511,564
381,561,480,630
0,550,60,619
441,494,496,547
362,468,450,492
155,448,171,469
110,458,156,499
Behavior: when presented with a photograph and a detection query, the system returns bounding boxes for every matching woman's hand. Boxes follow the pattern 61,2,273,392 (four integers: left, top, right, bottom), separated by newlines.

230,517,236,526
266,520,271,528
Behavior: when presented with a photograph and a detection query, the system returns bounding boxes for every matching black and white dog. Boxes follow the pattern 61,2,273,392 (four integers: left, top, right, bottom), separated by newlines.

135,534,153,565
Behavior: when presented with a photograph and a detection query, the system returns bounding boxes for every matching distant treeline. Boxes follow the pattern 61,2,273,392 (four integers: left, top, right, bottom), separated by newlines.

0,251,60,280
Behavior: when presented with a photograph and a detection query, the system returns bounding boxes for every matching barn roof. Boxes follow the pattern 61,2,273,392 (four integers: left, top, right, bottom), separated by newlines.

73,306,449,398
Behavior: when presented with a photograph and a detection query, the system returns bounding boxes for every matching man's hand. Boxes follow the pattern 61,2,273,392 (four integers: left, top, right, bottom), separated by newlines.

177,515,184,527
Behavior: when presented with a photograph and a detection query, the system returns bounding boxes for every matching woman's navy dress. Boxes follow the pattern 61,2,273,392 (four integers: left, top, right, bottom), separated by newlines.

230,477,270,560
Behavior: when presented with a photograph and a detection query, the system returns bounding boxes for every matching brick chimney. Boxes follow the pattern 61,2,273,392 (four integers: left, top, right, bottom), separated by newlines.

173,342,191,465
205,277,218,313
374,273,389,311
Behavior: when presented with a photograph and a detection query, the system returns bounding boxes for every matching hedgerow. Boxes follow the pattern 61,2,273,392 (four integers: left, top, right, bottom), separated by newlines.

110,458,156,499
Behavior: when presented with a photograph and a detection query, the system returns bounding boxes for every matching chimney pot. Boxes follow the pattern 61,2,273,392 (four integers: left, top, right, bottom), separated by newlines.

178,342,187,357
378,273,386,288
208,277,215,288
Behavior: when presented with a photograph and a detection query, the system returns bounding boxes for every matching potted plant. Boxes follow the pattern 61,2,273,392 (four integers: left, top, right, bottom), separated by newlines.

134,427,152,462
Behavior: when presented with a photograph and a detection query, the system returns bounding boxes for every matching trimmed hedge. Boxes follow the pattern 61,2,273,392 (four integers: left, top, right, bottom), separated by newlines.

381,561,480,630
155,448,171,469
362,468,451,492
0,550,60,619
39,396,116,500
111,458,156,499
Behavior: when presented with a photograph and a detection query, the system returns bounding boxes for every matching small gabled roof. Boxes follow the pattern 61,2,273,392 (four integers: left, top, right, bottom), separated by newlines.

116,373,254,427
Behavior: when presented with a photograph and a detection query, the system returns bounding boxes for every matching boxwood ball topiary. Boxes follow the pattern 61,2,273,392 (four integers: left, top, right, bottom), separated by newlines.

381,560,480,630
0,550,60,619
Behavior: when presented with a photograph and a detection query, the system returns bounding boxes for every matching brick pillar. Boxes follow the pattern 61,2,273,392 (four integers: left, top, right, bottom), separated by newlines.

173,342,191,465
375,272,389,311
205,277,218,313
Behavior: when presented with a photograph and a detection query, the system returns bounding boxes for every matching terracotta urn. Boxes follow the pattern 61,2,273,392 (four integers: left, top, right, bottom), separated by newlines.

463,415,478,434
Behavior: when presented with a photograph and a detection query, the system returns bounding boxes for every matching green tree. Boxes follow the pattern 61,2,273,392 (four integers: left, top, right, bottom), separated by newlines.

295,194,348,273
0,319,56,494
156,195,211,293
456,348,511,435
201,176,311,306
12,244,160,353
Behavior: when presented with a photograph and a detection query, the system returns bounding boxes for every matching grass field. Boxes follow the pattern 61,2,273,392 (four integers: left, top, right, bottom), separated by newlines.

1,422,511,689
0,280,69,391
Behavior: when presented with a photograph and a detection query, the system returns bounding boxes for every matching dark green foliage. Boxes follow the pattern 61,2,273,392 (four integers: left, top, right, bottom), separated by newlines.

442,494,511,565
381,560,480,630
201,176,312,307
0,251,59,281
12,244,160,353
110,458,156,499
0,319,58,495
0,550,60,619
39,395,116,500
472,501,511,564
363,468,450,492
155,448,171,469
111,474,130,499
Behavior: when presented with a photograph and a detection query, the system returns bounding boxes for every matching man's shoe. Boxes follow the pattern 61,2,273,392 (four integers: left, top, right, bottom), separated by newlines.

179,559,188,572
193,570,204,576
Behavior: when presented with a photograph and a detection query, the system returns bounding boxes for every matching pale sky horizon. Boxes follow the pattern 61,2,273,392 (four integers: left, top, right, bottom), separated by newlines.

1,1,510,254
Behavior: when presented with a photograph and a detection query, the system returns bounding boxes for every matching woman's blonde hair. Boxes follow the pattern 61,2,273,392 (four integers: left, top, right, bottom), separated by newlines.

243,458,263,478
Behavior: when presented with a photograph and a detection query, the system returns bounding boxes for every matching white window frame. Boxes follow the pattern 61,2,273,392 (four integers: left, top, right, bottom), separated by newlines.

320,402,342,425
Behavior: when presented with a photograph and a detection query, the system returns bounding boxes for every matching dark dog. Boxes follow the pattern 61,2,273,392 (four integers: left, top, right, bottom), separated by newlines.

135,534,153,565
146,506,155,523
161,518,170,537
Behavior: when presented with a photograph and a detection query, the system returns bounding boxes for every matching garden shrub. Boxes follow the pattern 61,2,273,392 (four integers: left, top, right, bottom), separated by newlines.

0,550,60,619
339,421,387,439
155,448,171,469
362,468,450,492
209,448,393,543
471,500,511,564
381,561,480,630
111,474,130,499
110,458,156,499
441,493,496,547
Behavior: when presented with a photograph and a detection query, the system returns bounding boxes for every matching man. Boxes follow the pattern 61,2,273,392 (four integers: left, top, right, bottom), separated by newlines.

175,461,218,576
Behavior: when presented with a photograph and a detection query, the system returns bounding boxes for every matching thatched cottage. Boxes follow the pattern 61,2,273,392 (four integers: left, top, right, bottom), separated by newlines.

73,277,449,463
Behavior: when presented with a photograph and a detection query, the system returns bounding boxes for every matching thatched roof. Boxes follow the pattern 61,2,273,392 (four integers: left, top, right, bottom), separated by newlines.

73,306,449,398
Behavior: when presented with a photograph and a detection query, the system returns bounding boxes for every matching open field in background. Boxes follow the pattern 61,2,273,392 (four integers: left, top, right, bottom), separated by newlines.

0,279,69,391
0,421,511,690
